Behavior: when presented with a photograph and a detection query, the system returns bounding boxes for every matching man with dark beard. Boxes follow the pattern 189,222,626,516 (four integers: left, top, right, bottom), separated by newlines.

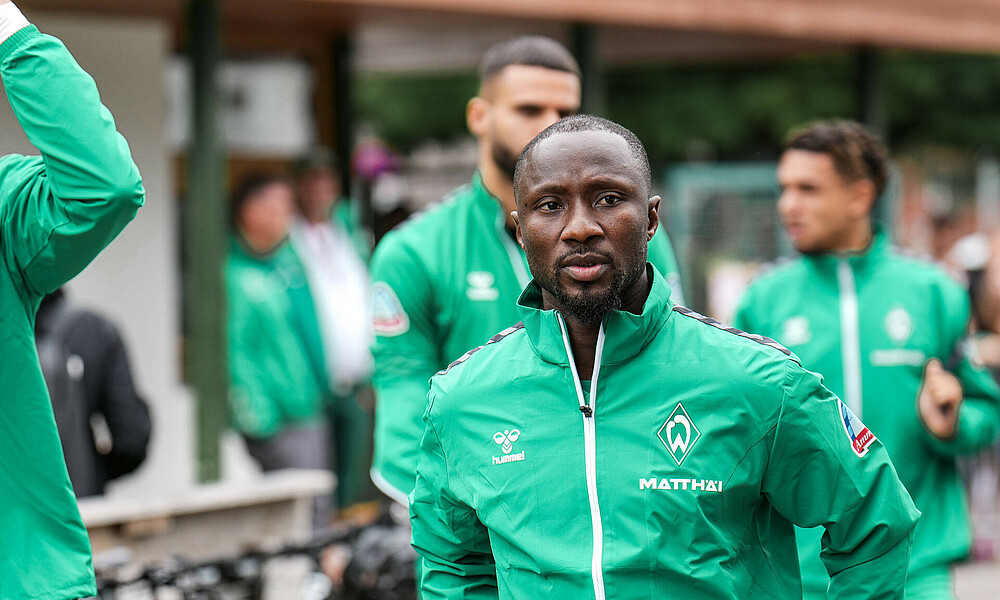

369,36,685,505
408,116,919,600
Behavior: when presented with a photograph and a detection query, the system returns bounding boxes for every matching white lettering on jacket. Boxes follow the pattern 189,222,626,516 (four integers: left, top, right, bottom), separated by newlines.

639,477,723,492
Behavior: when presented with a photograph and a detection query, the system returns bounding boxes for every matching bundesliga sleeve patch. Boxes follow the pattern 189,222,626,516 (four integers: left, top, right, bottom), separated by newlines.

372,282,409,337
839,399,875,457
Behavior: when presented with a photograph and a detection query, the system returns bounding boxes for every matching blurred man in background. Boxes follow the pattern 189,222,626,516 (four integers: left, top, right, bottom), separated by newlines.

226,173,332,527
0,1,145,597
292,150,375,508
734,120,1000,599
369,35,685,504
36,288,152,498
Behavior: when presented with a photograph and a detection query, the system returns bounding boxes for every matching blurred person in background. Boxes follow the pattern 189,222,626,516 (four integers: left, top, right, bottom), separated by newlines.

227,173,332,527
369,35,686,505
292,150,375,509
35,287,152,498
734,120,1000,600
0,1,145,598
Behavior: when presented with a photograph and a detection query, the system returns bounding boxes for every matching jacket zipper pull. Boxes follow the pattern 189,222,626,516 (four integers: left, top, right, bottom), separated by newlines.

580,405,593,418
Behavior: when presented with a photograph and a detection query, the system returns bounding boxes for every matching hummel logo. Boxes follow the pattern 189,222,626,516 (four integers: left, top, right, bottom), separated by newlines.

491,429,525,466
493,429,520,454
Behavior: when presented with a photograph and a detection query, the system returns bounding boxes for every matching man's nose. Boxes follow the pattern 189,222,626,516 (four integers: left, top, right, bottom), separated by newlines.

777,191,796,216
562,204,602,243
540,108,563,130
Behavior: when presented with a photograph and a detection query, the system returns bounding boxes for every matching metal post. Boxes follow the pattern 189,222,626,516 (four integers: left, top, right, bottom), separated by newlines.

571,23,605,115
856,46,885,135
186,0,228,483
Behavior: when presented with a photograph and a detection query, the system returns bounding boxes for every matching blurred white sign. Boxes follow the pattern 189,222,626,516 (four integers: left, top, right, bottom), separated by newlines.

166,57,315,156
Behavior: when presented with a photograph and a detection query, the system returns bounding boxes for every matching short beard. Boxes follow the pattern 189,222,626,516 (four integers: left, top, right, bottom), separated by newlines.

491,138,519,180
535,248,647,324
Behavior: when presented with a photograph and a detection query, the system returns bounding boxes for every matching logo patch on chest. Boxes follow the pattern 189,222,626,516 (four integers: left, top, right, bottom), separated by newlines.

781,316,812,346
884,305,914,344
492,429,525,465
658,403,701,466
466,271,500,301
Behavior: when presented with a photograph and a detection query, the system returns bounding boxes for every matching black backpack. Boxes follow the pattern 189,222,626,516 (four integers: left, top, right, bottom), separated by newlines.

36,305,101,497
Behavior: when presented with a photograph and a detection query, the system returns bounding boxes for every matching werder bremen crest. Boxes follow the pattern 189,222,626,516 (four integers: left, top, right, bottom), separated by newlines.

658,403,701,466
884,305,914,344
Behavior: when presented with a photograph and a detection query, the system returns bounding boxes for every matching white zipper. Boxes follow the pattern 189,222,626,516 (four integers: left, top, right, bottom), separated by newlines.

497,210,531,287
557,314,607,600
837,258,863,417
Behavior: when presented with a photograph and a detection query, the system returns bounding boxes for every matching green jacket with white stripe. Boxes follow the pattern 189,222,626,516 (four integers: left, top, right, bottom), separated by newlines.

410,265,919,600
369,173,683,502
733,230,1000,596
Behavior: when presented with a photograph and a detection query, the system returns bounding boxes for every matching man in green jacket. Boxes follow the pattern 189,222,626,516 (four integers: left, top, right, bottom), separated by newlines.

733,121,1000,599
226,174,333,527
409,115,919,600
370,36,684,504
0,2,145,598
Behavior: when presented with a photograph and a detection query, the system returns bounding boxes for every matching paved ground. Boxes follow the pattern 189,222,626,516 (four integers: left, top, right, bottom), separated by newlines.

954,559,1000,599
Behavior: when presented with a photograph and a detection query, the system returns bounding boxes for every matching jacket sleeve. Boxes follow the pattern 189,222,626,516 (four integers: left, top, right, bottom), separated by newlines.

920,283,1000,455
227,274,281,439
0,27,144,299
409,388,498,600
763,360,920,600
370,236,442,494
89,315,151,479
647,227,685,305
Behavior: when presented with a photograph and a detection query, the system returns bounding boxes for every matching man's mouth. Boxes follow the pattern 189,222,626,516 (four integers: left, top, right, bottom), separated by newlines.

560,253,610,282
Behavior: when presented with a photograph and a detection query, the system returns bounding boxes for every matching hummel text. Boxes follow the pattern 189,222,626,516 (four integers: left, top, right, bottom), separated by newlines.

493,451,525,465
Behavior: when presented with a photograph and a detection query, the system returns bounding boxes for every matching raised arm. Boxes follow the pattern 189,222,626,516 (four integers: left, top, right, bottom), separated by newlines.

0,2,144,298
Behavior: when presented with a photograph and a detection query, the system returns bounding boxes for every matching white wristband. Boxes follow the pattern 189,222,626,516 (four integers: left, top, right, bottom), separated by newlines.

0,3,29,45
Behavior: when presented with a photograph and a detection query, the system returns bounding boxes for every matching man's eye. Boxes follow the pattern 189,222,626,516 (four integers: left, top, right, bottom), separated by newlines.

597,194,622,206
518,106,542,118
538,200,561,211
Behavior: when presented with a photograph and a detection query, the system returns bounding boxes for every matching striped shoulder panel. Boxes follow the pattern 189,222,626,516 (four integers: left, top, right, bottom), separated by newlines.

436,322,525,377
672,305,793,357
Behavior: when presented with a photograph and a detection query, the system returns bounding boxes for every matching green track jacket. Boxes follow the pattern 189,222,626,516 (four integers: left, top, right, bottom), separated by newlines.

0,27,144,600
370,173,684,502
734,230,1000,596
226,238,329,439
410,265,919,600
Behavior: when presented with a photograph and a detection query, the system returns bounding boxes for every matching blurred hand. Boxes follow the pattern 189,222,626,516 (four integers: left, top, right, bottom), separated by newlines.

974,334,1000,368
918,359,963,439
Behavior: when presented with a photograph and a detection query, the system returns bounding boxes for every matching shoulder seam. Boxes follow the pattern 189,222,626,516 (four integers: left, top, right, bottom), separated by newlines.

672,305,794,357
436,322,525,377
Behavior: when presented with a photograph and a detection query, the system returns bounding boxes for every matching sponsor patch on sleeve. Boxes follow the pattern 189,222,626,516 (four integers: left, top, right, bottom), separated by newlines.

372,281,409,337
838,399,875,457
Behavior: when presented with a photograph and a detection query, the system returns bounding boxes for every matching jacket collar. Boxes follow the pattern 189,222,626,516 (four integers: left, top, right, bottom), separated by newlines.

516,264,673,367
801,225,889,276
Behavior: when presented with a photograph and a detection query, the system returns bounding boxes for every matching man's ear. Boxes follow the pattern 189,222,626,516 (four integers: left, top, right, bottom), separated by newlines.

849,179,877,219
512,210,525,250
647,195,661,241
467,97,489,138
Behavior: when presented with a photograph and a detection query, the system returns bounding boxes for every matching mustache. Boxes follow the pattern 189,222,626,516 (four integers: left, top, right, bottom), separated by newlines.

556,248,614,266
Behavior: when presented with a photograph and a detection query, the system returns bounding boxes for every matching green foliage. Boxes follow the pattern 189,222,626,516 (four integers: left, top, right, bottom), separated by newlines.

354,71,477,153
354,52,1000,162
